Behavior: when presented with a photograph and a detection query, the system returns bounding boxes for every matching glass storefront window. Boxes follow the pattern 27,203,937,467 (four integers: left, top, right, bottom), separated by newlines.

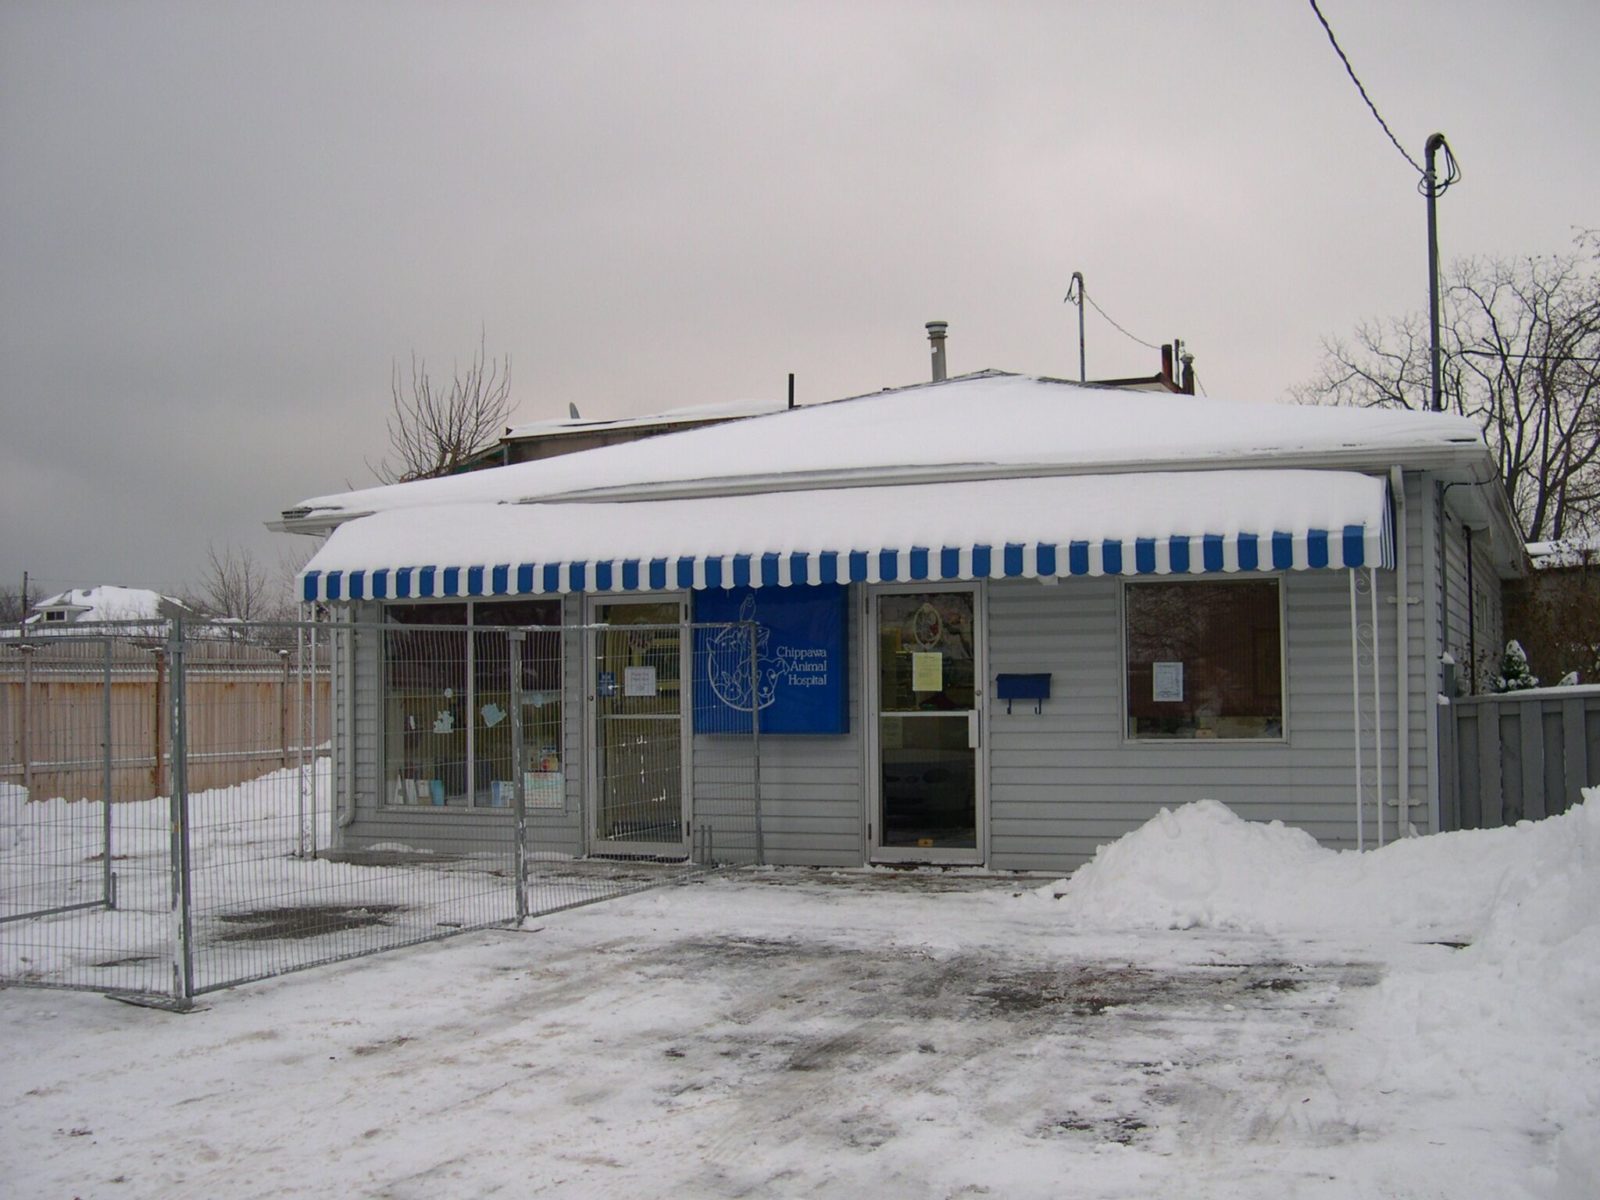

1125,579,1284,741
383,600,561,808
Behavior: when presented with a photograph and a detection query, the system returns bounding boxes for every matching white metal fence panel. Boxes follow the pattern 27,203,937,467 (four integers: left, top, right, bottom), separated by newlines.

2,617,761,1005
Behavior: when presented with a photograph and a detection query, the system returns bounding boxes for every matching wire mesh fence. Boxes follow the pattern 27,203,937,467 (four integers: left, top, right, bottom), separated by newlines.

0,633,169,997
2,614,761,1005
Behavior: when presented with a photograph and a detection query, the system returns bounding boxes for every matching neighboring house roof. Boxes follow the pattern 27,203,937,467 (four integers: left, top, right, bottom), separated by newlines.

502,397,785,441
280,371,1500,533
1526,539,1600,570
26,586,190,624
450,397,788,474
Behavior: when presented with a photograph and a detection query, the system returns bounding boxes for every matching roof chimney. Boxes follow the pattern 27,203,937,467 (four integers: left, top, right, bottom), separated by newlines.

926,320,948,383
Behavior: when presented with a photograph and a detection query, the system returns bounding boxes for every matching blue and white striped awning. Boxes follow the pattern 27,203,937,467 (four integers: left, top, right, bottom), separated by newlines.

300,469,1394,603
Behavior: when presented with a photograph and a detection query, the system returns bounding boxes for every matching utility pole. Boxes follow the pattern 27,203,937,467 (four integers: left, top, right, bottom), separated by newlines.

1424,133,1448,413
1065,272,1087,382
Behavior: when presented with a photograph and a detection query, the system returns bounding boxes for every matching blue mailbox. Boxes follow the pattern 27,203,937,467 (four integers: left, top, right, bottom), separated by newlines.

995,673,1052,715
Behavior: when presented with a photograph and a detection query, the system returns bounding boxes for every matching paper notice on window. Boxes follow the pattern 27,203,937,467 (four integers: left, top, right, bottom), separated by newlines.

911,652,943,692
523,771,565,809
881,715,904,749
1153,661,1184,702
623,665,658,697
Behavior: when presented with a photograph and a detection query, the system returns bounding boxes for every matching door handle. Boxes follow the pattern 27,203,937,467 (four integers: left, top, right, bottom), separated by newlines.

967,710,980,749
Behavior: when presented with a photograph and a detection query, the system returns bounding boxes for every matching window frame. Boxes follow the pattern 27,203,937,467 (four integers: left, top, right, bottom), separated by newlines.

379,597,564,812
1119,574,1289,745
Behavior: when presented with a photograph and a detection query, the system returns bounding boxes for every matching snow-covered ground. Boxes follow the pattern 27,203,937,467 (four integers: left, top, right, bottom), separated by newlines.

1,765,657,997
3,798,1596,1199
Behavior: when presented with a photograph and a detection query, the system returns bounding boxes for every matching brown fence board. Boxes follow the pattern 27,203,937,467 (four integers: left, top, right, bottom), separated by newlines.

3,637,328,803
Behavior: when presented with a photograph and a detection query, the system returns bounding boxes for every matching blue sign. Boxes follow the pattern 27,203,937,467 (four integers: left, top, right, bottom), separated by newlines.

693,586,849,734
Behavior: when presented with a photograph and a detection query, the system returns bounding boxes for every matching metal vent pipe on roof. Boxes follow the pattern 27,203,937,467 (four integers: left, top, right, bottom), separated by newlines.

926,320,948,382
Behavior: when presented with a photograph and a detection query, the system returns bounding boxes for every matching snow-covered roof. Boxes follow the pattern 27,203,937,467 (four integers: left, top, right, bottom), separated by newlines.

502,397,784,440
300,468,1393,600
1526,538,1600,569
27,586,188,624
280,372,1492,533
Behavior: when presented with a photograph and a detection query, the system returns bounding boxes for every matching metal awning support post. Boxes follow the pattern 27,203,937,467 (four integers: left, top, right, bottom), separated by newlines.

295,618,308,858
509,630,529,922
749,621,764,866
1369,567,1385,848
1350,571,1365,850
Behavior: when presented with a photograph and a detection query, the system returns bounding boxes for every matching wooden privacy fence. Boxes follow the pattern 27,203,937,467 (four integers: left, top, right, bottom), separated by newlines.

1,633,330,803
1441,684,1600,830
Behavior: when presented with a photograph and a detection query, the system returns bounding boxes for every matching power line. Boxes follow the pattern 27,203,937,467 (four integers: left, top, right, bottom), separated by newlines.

1307,0,1421,172
1079,292,1162,352
1307,0,1460,198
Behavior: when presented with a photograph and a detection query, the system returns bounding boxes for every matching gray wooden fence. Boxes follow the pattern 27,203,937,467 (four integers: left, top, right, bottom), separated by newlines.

1442,683,1600,830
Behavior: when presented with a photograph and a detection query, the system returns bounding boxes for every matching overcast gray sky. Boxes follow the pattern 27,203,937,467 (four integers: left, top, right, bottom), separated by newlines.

3,0,1596,601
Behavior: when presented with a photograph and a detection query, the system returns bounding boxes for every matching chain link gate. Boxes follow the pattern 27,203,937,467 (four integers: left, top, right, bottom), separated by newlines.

1,631,181,997
2,616,761,1006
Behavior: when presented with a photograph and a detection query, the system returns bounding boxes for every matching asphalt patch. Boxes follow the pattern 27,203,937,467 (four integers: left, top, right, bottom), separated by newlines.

214,903,403,941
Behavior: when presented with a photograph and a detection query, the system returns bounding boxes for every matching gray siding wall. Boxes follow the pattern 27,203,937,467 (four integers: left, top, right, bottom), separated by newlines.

1439,490,1504,693
986,562,1417,873
695,585,865,866
328,603,384,851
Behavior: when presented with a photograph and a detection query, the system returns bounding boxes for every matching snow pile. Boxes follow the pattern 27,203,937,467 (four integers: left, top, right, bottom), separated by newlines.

1046,797,1600,1198
1042,800,1329,932
1358,802,1600,1198
1043,796,1596,943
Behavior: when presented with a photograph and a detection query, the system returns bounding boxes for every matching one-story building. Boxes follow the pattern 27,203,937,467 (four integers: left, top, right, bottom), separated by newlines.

279,368,1522,872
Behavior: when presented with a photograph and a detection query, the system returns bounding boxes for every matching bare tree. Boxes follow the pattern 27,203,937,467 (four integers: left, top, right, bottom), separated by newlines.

373,334,514,483
0,585,25,625
185,543,310,623
1294,238,1600,542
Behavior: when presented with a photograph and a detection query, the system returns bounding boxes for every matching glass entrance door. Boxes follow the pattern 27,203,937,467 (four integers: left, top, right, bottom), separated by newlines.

873,587,981,862
589,599,688,858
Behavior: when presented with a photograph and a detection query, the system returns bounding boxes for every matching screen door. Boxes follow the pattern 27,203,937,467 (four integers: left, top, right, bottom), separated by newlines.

589,599,689,857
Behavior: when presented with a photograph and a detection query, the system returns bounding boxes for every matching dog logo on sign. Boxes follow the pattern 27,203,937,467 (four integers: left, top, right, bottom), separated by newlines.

703,593,784,713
